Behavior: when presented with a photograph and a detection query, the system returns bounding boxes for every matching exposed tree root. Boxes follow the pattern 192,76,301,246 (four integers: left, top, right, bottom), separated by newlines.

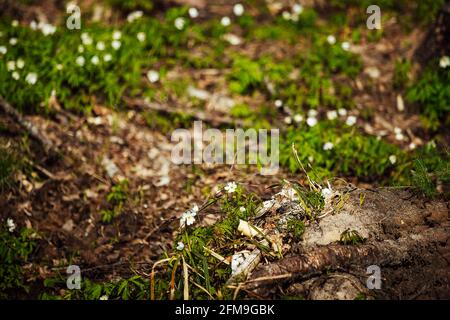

245,224,449,296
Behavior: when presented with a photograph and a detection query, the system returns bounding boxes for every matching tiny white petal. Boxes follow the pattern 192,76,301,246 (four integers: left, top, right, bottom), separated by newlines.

293,4,303,14
284,116,292,124
323,142,334,151
189,7,199,18
327,35,336,45
147,70,160,83
111,40,121,50
176,241,185,251
306,117,317,127
174,17,186,30
439,56,450,69
326,110,338,120
338,108,347,116
221,16,231,26
389,155,397,165
345,116,357,126
25,72,38,85
233,3,244,16
341,41,350,51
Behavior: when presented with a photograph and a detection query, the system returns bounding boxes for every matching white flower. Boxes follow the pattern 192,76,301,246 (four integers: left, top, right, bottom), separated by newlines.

395,132,404,141
99,295,108,300
111,40,121,50
7,61,15,71
327,110,338,120
327,35,336,45
112,30,122,40
176,241,185,251
12,20,19,27
16,58,25,69
127,10,143,23
6,218,15,232
12,71,20,80
147,70,160,83
30,20,38,30
439,56,450,69
345,115,357,126
233,3,244,16
224,181,237,194
306,117,317,127
221,16,231,27
239,207,246,213
9,38,17,45
341,41,350,51
174,17,186,30
25,72,38,85
96,41,105,51
409,142,417,150
76,56,85,66
223,33,241,45
103,54,112,62
40,23,56,36
78,45,84,53
323,142,334,151
389,155,397,165
308,109,318,117
338,108,347,116
0,46,7,54
56,64,63,70
294,114,303,123
91,55,100,65
81,33,93,45
137,32,146,42
180,207,197,228
282,11,291,20
274,99,283,108
321,188,332,199
394,127,402,134
293,4,303,15
284,116,292,124
189,7,199,18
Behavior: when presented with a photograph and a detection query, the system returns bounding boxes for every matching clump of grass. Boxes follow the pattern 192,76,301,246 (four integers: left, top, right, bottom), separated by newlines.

100,179,129,223
339,229,365,245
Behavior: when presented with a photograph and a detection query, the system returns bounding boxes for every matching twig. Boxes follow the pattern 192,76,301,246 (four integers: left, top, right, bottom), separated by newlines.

0,95,59,155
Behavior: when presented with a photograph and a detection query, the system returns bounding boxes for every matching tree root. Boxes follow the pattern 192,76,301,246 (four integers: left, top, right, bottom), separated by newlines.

245,224,449,295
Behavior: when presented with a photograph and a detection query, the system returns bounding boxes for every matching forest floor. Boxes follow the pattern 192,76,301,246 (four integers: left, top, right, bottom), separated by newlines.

0,0,449,299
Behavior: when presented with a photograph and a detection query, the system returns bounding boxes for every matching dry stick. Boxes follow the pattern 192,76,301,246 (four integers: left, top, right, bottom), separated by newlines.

245,225,449,295
0,95,59,155
123,96,244,127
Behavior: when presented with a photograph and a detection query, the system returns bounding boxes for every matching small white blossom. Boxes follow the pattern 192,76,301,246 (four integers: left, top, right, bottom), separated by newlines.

6,218,15,232
233,3,245,16
12,20,19,27
25,72,38,85
389,155,397,165
0,46,7,54
338,108,347,116
56,64,63,70
239,207,246,213
103,54,112,62
323,142,334,151
137,32,146,42
223,33,241,45
7,61,15,71
76,56,85,66
9,38,17,45
112,30,122,40
40,23,56,36
274,99,283,108
224,181,237,194
409,142,417,150
127,10,143,23
81,33,93,45
12,71,20,80
341,41,350,51
321,188,332,199
293,4,303,15
147,70,160,83
284,116,292,124
99,295,108,300
180,206,198,228
395,132,405,141
282,11,291,20
294,114,303,123
306,117,317,127
345,115,357,126
111,40,121,50
96,41,105,51
176,241,185,251
78,45,84,53
91,55,100,65
327,110,338,120
327,35,336,45
189,7,199,18
30,20,38,30
308,109,318,117
16,58,25,69
174,17,186,30
439,56,450,69
221,16,231,26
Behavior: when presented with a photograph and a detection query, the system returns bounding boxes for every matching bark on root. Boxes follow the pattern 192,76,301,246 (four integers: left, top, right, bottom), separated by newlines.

245,224,449,295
